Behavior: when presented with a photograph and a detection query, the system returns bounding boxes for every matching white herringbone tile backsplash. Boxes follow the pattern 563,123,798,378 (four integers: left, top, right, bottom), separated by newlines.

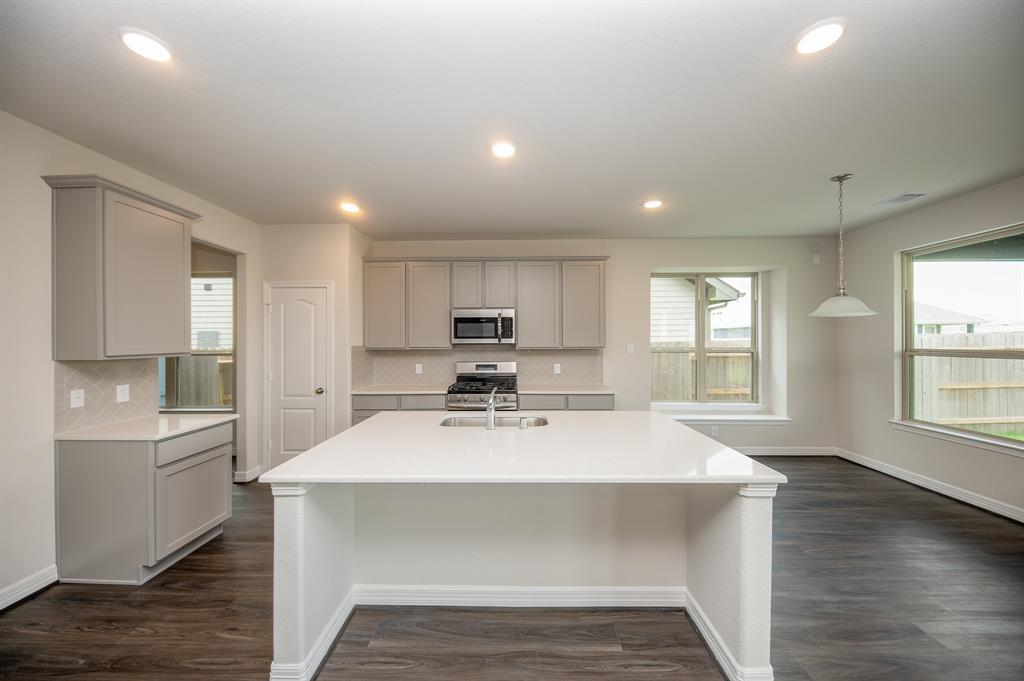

55,359,159,434
355,345,602,386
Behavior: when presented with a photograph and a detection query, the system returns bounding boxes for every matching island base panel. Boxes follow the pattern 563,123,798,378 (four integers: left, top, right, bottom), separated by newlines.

268,481,776,681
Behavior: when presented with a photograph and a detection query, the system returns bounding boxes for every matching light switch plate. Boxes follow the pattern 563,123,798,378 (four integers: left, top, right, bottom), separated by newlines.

69,389,85,409
116,384,130,403
627,343,635,354
415,363,423,375
812,253,821,265
711,425,720,437
553,363,561,375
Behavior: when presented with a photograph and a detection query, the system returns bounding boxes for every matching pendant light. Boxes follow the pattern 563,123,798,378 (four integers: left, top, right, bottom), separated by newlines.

810,173,877,317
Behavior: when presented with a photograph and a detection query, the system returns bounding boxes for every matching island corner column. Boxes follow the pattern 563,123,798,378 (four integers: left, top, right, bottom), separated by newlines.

684,481,779,681
268,482,356,681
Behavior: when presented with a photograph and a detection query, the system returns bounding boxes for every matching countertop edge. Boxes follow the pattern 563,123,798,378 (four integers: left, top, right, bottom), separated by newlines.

55,413,239,442
260,475,787,485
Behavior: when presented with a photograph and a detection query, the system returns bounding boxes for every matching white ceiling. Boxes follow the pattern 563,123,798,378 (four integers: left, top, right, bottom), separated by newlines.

2,1,1022,239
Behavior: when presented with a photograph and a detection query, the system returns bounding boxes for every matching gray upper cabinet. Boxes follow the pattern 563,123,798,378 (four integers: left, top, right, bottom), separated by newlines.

561,260,605,348
364,262,407,349
451,262,483,308
45,175,198,360
516,261,562,348
484,261,516,308
407,262,452,348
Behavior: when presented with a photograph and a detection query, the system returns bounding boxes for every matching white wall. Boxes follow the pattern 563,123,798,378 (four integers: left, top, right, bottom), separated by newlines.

0,111,264,601
261,224,369,438
839,175,1024,513
370,237,840,449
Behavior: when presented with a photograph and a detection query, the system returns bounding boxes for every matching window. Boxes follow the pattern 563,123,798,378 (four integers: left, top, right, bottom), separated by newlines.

651,273,758,404
903,226,1024,443
159,274,235,410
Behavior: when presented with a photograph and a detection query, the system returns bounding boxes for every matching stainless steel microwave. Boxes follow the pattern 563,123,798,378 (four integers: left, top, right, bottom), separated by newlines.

451,309,515,344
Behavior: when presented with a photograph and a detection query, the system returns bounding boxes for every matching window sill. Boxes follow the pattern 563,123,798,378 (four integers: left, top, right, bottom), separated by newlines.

653,401,767,414
889,420,1024,460
665,414,791,426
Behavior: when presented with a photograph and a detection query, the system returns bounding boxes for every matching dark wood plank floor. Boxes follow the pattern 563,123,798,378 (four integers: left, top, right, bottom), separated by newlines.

1,457,1022,680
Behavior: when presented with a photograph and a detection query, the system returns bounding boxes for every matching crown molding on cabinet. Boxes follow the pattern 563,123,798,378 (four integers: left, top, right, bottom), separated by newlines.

42,174,202,221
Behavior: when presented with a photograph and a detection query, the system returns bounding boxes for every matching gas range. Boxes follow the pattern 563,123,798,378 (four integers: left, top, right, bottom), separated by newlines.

446,361,518,411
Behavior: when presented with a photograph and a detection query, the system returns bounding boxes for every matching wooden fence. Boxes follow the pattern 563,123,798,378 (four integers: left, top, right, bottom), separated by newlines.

651,340,752,403
912,332,1024,440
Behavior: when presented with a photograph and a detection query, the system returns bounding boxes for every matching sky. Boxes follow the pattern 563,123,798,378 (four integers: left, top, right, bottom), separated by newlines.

914,262,1024,324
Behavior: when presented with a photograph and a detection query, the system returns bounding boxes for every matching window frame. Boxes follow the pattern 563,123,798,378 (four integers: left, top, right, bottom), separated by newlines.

161,270,237,413
651,272,760,407
900,223,1024,443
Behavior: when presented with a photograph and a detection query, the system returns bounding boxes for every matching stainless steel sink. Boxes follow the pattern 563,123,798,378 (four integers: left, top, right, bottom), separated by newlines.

440,416,549,429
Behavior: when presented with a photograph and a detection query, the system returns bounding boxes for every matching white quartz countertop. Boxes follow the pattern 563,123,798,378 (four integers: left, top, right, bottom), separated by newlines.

55,413,238,442
351,384,616,395
352,384,448,395
518,384,616,395
260,410,785,485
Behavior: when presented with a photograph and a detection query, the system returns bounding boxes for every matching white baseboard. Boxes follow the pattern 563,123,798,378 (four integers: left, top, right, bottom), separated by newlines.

837,448,1024,524
0,563,58,610
234,465,264,483
355,584,687,608
269,585,358,681
737,446,837,457
685,589,774,681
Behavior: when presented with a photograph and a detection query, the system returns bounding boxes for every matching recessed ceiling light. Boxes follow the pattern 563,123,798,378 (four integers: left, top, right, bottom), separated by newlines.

340,202,361,214
491,141,516,158
643,199,664,209
795,18,846,54
119,28,173,62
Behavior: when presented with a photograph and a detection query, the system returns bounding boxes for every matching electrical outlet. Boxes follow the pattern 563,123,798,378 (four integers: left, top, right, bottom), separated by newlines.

414,363,423,375
711,425,720,437
69,389,85,409
627,342,635,354
553,363,561,375
116,384,130,403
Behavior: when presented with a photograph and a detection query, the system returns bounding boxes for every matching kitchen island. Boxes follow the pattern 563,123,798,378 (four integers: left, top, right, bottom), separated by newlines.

260,410,786,681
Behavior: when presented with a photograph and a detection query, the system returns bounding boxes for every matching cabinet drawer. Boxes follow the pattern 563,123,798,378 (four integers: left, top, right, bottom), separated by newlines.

400,394,446,410
567,394,615,410
155,422,233,467
519,394,567,410
352,395,400,411
352,410,380,425
154,444,231,560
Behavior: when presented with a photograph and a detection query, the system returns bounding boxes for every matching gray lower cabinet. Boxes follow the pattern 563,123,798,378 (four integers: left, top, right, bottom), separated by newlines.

45,175,199,360
519,393,615,410
352,393,446,425
55,423,233,584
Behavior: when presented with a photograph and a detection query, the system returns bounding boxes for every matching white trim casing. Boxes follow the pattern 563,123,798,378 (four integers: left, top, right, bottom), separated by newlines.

233,465,264,483
0,564,58,611
686,588,775,681
735,446,834,456
268,587,358,681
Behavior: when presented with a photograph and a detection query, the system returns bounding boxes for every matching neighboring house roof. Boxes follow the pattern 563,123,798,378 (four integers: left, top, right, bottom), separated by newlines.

706,277,741,302
914,302,988,325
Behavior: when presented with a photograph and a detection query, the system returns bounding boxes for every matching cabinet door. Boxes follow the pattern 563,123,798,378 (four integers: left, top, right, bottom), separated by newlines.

484,261,516,308
103,191,191,356
452,262,483,308
407,262,452,348
154,444,231,560
364,263,407,349
562,260,605,348
516,261,561,348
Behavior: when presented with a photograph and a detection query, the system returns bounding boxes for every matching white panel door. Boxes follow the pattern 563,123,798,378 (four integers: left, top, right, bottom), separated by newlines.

267,285,329,469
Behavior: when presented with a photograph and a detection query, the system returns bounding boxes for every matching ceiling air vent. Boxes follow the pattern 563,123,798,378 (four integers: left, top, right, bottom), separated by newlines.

879,192,927,204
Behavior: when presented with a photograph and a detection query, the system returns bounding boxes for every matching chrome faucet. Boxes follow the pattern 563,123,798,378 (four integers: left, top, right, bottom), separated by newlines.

486,386,499,430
